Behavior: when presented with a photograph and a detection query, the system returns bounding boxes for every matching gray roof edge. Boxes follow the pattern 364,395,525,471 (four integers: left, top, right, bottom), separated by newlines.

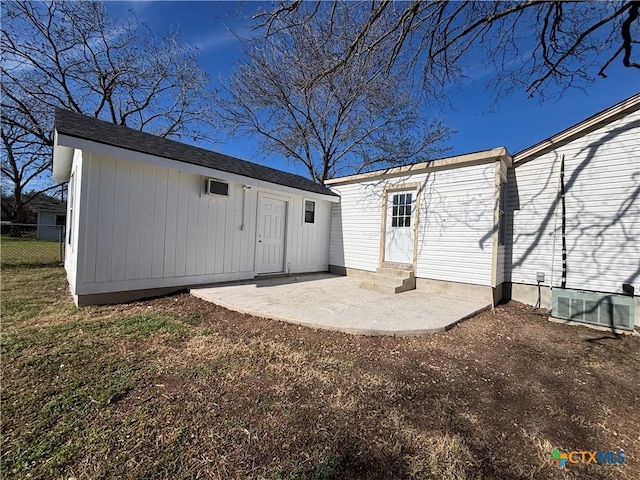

54,108,337,197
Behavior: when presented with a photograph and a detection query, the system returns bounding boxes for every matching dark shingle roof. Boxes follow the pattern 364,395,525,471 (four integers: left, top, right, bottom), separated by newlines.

54,108,336,197
30,198,67,214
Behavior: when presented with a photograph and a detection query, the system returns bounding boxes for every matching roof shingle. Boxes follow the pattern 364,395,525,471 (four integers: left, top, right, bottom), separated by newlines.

54,108,336,197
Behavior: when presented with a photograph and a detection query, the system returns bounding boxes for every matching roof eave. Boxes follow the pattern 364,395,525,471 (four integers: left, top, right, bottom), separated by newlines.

56,132,339,202
52,129,74,183
325,147,512,186
513,93,640,167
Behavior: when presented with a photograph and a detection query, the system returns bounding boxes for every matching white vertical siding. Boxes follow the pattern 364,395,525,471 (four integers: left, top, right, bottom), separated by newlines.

507,109,640,294
64,149,83,291
76,152,331,295
330,162,498,286
283,194,331,273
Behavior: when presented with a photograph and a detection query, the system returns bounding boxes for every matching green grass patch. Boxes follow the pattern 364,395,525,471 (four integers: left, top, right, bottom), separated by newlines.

1,237,63,266
113,313,186,336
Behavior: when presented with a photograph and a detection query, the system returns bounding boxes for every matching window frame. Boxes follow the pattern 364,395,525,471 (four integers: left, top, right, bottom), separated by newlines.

390,192,412,228
67,172,75,247
206,178,230,197
303,199,315,224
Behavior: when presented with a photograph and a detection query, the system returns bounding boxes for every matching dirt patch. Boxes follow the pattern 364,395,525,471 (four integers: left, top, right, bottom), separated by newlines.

111,294,640,478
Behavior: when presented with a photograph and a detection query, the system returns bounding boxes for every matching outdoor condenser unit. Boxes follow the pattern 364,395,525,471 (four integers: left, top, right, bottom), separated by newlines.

551,288,635,332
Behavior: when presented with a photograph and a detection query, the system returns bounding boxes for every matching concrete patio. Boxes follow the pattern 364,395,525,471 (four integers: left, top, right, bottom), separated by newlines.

190,273,490,336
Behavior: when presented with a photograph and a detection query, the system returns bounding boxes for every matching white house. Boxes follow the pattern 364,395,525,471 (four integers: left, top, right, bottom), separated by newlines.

507,94,639,330
52,94,639,330
52,109,338,306
328,93,639,330
327,148,511,306
30,198,66,241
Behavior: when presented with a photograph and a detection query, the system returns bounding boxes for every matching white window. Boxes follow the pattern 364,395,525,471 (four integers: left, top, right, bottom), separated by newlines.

304,200,315,223
391,193,412,228
68,172,75,246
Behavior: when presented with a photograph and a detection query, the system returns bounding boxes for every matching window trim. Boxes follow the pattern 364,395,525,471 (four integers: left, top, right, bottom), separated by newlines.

205,178,230,197
390,192,413,228
303,199,315,224
67,171,75,247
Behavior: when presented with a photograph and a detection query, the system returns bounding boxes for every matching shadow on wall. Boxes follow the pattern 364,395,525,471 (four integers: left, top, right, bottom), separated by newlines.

499,120,639,331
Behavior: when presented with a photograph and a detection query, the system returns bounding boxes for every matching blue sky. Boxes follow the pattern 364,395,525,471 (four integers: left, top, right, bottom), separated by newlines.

108,1,639,178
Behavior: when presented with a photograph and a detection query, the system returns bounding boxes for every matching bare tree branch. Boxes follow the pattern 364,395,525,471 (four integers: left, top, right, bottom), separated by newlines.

1,0,216,221
216,2,450,183
261,1,640,102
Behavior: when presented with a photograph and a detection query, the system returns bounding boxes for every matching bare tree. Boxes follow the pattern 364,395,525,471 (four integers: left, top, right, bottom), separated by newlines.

258,1,640,101
1,1,216,222
216,2,450,183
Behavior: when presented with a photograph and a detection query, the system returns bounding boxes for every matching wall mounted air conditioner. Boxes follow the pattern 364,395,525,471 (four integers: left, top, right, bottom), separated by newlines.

205,178,229,196
552,288,634,331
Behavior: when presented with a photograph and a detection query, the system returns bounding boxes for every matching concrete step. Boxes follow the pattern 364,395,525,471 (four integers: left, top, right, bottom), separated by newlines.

380,262,414,271
376,267,415,278
361,271,416,294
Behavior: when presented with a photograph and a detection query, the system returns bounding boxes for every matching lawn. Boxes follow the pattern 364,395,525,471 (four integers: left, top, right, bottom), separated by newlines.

1,266,639,479
1,237,63,266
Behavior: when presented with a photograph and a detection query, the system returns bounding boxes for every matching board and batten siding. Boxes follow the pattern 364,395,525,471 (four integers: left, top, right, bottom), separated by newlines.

506,108,640,294
74,151,330,295
64,149,83,289
330,161,498,286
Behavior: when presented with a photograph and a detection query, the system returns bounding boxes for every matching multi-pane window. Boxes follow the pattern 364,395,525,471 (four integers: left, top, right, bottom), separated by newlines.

391,193,412,227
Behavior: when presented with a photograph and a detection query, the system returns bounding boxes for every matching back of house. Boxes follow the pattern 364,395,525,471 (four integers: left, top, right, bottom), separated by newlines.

327,94,639,330
52,95,639,331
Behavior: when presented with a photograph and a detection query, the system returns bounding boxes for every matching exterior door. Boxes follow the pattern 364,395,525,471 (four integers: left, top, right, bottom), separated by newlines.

384,190,415,264
255,196,287,274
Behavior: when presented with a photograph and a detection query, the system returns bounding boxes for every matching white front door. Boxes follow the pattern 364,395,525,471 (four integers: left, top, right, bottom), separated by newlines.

384,190,415,264
255,196,286,274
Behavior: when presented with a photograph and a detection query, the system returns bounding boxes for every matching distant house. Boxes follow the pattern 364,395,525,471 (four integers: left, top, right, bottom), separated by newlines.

30,198,67,241
52,95,639,330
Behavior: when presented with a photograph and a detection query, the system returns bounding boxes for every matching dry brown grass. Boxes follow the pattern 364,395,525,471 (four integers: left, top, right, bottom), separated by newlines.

2,266,639,479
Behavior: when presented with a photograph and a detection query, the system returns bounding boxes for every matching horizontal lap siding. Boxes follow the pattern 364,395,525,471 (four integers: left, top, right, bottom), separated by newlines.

416,164,495,286
329,183,384,272
330,162,497,285
507,109,640,293
328,202,345,267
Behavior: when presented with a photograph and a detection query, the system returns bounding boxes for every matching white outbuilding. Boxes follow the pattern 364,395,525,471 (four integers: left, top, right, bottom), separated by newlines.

52,109,338,306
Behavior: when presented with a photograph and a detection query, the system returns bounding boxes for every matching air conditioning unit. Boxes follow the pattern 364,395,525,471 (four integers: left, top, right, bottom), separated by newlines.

552,288,634,331
205,178,229,196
